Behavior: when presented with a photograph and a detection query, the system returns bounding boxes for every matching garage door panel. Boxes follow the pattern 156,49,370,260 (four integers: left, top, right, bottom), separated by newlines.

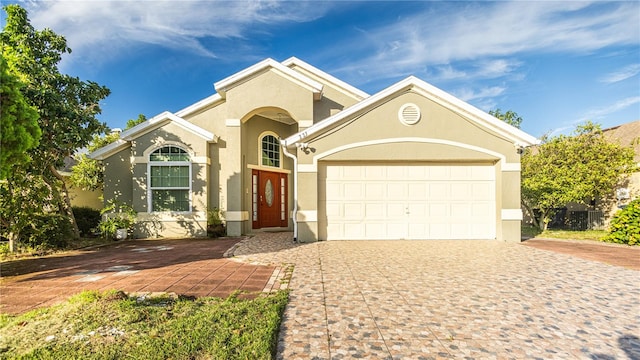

365,166,385,178
387,183,406,198
451,203,471,217
365,203,385,218
472,166,496,180
386,223,407,238
387,203,406,218
343,184,364,200
428,183,450,200
342,166,363,180
450,183,470,200
343,203,364,219
322,164,496,240
365,183,384,197
408,183,428,198
471,183,492,200
344,223,365,238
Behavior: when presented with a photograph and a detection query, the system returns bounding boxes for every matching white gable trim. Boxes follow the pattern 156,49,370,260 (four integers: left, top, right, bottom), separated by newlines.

283,76,539,148
175,93,223,118
214,58,323,99
88,139,130,160
89,112,216,161
282,57,369,101
121,111,216,142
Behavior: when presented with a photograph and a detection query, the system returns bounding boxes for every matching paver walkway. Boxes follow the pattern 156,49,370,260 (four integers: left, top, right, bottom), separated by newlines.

230,233,640,359
1,238,280,315
522,238,640,270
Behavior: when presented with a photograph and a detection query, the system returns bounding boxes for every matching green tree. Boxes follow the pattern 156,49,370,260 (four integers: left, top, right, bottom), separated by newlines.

125,114,147,130
521,122,636,230
1,4,110,241
71,114,146,191
0,53,41,179
489,108,523,129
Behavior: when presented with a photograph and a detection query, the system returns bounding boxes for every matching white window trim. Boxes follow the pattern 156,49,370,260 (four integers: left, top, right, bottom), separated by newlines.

147,146,193,213
258,131,282,169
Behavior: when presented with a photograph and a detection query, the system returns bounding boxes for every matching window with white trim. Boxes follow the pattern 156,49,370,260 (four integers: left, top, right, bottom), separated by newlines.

149,146,191,212
261,134,280,168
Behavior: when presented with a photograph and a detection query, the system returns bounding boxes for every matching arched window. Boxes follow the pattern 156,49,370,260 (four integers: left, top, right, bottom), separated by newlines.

261,134,280,168
149,146,191,212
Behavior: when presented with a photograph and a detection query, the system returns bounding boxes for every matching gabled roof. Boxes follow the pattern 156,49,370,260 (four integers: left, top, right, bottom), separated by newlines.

282,57,369,101
603,119,640,161
214,58,324,100
283,76,540,148
89,111,217,160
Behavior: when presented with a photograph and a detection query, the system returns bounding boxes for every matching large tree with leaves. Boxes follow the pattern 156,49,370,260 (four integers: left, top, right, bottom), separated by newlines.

521,122,636,230
1,4,110,240
0,53,42,179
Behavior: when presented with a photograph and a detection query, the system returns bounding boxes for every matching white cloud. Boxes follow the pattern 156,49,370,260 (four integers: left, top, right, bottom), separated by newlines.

453,86,506,102
600,64,640,84
330,2,639,81
431,59,522,81
578,96,640,122
23,0,331,65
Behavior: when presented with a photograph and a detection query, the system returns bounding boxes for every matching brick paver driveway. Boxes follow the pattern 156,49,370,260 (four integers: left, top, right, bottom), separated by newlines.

231,233,640,359
1,238,280,315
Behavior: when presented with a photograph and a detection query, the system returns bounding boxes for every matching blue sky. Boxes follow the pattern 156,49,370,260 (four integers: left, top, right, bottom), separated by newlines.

4,1,640,138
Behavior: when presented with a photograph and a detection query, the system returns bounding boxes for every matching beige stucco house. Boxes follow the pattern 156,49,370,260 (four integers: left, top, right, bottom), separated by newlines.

90,57,538,242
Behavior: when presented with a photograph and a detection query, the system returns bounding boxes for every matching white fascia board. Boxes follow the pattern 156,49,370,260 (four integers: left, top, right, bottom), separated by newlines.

88,139,130,160
118,111,173,140
214,58,323,98
284,76,540,147
282,57,369,101
121,111,216,143
175,93,223,118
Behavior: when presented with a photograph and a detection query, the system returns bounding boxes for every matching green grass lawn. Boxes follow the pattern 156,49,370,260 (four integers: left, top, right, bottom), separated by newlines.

522,225,607,241
0,290,289,359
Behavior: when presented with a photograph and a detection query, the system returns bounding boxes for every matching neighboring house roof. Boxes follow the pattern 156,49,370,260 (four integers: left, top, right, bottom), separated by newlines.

283,76,540,148
89,111,217,160
603,120,640,162
214,58,324,100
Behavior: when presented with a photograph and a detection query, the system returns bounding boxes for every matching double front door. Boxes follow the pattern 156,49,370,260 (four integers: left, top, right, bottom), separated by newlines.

252,170,288,229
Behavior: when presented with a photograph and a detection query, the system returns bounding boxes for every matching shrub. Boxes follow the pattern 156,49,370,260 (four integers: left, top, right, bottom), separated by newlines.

207,208,226,238
99,200,137,240
21,213,73,250
603,198,640,246
73,206,101,237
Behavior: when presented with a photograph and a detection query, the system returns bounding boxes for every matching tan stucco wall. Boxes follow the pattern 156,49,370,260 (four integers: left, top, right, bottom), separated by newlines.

103,147,133,207
293,90,522,243
125,122,211,238
224,69,315,121
66,179,103,210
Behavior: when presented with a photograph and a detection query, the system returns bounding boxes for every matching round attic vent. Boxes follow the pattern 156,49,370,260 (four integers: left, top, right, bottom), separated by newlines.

398,103,421,125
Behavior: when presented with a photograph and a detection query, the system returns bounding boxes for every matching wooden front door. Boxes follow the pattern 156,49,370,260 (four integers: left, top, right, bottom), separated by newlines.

252,170,288,229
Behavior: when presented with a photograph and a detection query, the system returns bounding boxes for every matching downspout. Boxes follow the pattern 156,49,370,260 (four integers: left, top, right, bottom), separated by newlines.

281,141,298,242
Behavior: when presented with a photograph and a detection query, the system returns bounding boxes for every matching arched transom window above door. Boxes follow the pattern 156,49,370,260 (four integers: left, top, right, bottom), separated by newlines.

148,145,191,212
260,133,281,168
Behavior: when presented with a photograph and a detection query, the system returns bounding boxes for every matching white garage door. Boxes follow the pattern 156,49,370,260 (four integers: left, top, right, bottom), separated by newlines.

322,164,496,240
